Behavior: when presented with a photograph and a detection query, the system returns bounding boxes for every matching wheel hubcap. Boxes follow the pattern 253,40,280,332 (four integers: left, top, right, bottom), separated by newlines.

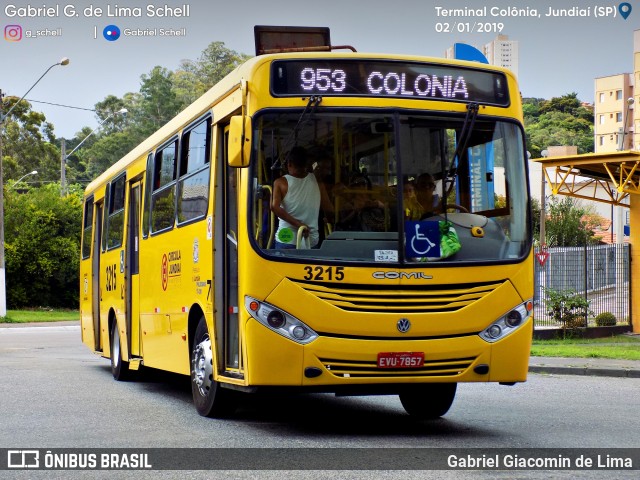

113,329,120,367
192,335,213,396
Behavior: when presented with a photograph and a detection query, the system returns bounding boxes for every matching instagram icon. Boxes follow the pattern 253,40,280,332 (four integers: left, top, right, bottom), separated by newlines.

4,24,22,41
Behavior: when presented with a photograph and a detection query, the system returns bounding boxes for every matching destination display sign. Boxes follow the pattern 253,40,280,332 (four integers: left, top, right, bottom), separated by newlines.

271,60,509,106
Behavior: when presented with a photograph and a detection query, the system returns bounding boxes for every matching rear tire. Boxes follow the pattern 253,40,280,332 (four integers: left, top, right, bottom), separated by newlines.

399,383,457,419
110,323,130,381
191,316,236,417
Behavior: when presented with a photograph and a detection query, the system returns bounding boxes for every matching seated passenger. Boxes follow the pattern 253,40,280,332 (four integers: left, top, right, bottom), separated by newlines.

415,173,440,218
403,181,424,221
335,174,386,232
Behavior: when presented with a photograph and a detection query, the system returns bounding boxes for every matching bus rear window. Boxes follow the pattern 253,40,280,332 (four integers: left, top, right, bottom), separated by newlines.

178,118,211,223
151,140,178,233
81,198,93,259
106,175,125,249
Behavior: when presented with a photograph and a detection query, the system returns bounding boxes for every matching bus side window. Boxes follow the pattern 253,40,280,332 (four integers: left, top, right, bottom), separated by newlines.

106,174,126,250
82,197,94,259
142,153,153,238
177,117,211,224
151,139,178,233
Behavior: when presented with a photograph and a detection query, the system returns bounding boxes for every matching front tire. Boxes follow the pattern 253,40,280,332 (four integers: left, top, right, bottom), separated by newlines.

399,383,457,419
110,323,130,381
191,316,236,417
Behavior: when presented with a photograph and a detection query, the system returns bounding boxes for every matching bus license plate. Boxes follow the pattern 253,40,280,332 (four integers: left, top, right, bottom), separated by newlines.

377,352,424,368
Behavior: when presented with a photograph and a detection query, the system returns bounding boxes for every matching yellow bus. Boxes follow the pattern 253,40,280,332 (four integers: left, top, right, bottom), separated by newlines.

80,27,533,419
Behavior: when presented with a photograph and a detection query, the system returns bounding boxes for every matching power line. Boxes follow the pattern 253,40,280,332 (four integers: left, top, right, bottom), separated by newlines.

25,98,95,112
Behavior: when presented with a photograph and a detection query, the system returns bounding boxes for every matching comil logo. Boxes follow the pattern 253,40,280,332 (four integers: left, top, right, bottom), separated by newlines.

103,25,120,41
4,24,23,41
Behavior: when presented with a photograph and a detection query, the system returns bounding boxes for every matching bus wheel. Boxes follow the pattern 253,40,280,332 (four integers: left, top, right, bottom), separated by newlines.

191,317,236,418
399,383,457,419
110,324,130,381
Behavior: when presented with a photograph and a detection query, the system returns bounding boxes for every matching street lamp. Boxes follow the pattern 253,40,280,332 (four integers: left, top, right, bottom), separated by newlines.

61,107,127,193
0,58,69,124
11,170,38,189
0,57,69,317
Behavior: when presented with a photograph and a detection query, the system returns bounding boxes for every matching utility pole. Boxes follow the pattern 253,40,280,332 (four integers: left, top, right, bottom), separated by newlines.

60,138,66,194
0,89,6,316
0,58,69,317
539,150,548,248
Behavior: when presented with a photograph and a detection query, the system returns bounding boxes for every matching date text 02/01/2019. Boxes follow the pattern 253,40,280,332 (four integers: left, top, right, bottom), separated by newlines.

435,22,504,34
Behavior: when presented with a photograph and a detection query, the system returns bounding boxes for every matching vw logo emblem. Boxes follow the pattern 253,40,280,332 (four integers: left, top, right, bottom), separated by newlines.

397,318,411,333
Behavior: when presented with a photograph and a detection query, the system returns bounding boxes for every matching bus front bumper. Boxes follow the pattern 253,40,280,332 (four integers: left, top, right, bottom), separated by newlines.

242,317,532,388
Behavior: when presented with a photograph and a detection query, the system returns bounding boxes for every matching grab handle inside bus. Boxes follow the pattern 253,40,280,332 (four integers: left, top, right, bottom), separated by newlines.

228,115,252,168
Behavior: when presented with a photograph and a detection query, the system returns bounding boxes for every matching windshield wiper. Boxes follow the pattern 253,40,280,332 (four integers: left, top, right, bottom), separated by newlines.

272,95,322,170
442,102,479,211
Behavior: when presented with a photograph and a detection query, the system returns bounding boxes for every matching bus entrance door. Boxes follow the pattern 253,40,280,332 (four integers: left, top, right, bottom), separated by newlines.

125,181,142,363
214,127,243,379
91,202,103,352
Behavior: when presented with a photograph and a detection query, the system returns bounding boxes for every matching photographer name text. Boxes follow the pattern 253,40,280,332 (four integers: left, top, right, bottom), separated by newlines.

4,4,190,18
448,453,633,469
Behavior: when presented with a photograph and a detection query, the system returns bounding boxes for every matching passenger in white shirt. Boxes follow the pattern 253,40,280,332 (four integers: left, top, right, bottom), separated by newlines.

272,146,332,249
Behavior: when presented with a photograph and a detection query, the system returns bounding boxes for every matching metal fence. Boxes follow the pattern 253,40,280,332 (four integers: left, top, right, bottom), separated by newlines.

533,244,631,328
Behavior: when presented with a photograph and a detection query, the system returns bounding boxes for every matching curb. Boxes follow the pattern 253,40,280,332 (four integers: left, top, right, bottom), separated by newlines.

0,321,79,328
529,365,640,378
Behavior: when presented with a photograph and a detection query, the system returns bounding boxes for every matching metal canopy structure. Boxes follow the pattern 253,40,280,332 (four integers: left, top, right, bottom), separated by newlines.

534,150,640,207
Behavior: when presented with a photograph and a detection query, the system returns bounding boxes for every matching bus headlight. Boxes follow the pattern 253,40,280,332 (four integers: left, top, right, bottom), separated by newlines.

245,296,318,345
479,299,532,343
267,310,286,328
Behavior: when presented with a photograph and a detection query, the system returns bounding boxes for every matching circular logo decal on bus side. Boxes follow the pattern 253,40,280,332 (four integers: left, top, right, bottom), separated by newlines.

161,254,168,291
193,238,199,264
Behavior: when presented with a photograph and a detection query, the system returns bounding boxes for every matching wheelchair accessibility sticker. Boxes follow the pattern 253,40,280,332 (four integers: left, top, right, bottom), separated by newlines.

405,221,440,258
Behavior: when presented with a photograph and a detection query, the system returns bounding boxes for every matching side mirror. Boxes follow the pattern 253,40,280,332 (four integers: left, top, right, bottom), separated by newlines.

228,115,251,168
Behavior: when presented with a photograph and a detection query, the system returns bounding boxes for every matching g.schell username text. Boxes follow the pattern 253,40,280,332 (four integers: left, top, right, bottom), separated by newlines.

4,4,191,18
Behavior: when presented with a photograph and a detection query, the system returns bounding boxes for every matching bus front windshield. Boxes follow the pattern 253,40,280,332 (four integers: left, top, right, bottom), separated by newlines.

250,110,530,264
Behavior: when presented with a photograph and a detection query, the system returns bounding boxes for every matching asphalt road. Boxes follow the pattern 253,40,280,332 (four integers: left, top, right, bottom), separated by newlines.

1,325,638,479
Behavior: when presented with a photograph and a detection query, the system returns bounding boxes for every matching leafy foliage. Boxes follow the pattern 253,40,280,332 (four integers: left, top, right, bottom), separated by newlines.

544,287,592,332
544,196,598,247
175,41,251,104
0,97,59,183
67,41,250,180
4,184,83,308
0,40,250,309
595,312,617,327
523,93,594,159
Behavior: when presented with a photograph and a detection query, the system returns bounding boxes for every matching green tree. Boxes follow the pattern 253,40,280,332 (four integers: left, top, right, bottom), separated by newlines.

522,97,544,123
544,196,597,247
93,94,130,135
539,92,593,121
177,41,251,100
523,94,594,158
136,66,183,135
544,287,592,333
4,184,83,308
530,196,541,244
0,97,59,183
69,41,250,182
81,130,139,179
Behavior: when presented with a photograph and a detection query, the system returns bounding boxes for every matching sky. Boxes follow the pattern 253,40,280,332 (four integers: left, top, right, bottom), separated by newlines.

0,0,638,139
